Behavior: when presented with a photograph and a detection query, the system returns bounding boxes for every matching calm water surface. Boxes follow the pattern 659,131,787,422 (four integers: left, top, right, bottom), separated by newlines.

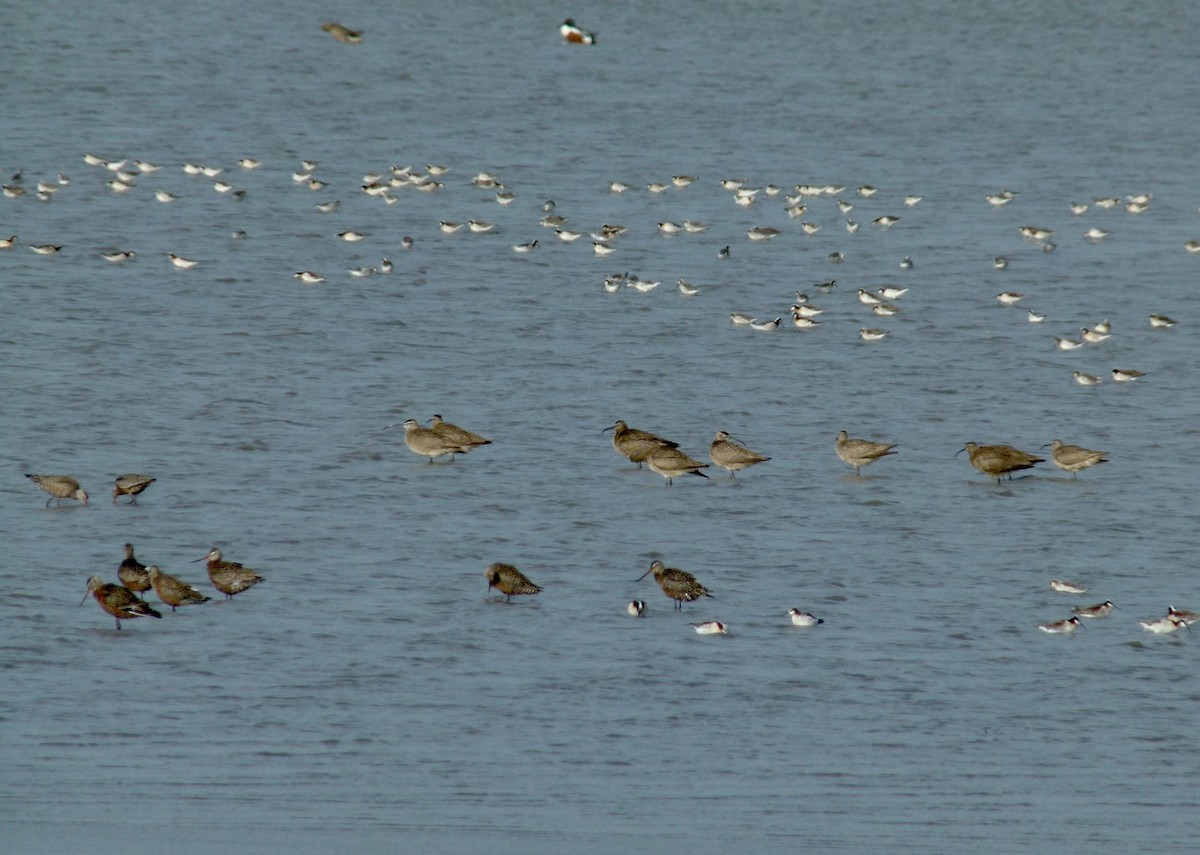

3,1,1200,852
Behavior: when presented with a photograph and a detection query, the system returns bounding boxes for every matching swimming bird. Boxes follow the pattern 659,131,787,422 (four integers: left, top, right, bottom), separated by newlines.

148,566,210,611
1080,327,1110,344
1054,337,1084,351
1043,440,1108,477
192,548,264,600
787,608,824,627
603,420,679,468
0,235,16,249
512,240,538,253
673,175,697,188
677,278,699,296
25,474,88,507
322,21,363,43
294,271,325,284
836,430,897,475
486,563,542,601
82,577,162,630
467,220,494,233
1039,616,1083,634
560,18,596,44
395,418,469,462
429,415,491,454
997,292,1024,306
1149,314,1176,329
859,328,889,341
730,313,755,326
692,621,727,635
1050,579,1088,594
29,244,61,255
994,256,1009,270
645,446,709,485
858,185,878,197
1111,368,1145,382
636,560,713,610
749,318,781,331
747,226,780,241
555,228,583,243
718,246,730,259
872,215,900,228
1072,371,1102,386
1028,310,1046,323
118,543,151,599
155,189,177,202
112,473,155,504
709,431,770,477
101,250,136,263
957,442,1044,482
628,600,646,617
238,158,261,169
1072,601,1115,619
168,253,199,269
872,303,900,318
1167,606,1200,626
338,230,367,242
1139,615,1189,635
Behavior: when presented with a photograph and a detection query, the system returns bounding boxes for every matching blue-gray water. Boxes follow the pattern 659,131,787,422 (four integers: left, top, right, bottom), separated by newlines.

3,1,1200,852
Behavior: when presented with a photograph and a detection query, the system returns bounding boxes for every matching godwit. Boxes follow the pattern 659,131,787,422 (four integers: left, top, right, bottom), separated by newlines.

835,431,898,475
82,577,161,630
485,563,542,602
25,474,88,507
112,473,155,504
117,543,151,600
709,431,770,477
957,442,1043,482
636,560,713,610
148,566,211,611
192,548,263,600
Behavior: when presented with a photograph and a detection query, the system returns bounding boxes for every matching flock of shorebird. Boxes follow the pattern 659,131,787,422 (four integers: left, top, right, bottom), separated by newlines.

7,24,1191,639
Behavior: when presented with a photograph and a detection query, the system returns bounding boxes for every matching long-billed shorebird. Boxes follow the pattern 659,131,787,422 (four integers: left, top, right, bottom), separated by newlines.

82,577,162,630
835,430,897,475
25,474,88,507
636,560,713,610
1139,615,1188,635
1072,600,1116,619
485,563,541,602
148,566,211,611
192,548,263,600
957,442,1043,482
603,420,678,468
1043,440,1108,477
645,446,709,485
1167,606,1200,626
787,608,824,627
429,415,491,455
388,418,469,462
1039,616,1083,634
112,473,155,504
709,431,770,477
118,543,151,599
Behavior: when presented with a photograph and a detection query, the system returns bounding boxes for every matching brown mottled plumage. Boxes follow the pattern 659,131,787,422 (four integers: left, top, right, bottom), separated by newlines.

958,442,1043,482
836,430,898,475
485,563,541,602
603,420,678,467
1043,439,1108,477
81,577,162,630
429,415,491,453
192,548,264,600
26,474,88,507
636,560,713,610
117,543,151,599
112,473,155,504
709,430,770,477
148,566,210,611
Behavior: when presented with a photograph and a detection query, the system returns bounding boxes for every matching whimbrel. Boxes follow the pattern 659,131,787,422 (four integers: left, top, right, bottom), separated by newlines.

391,419,469,462
603,420,678,468
429,415,491,455
485,563,541,602
636,560,713,610
25,474,88,507
645,446,709,485
958,442,1043,482
81,577,161,630
835,430,897,475
709,431,770,477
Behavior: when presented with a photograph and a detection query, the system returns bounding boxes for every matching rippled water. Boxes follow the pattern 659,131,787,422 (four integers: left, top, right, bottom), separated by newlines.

4,1,1200,851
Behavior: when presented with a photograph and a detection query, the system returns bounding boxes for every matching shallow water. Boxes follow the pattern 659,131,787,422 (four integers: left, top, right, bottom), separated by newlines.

3,0,1200,851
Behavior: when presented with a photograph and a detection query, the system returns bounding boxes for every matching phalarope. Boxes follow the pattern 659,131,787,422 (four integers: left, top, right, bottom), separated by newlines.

787,609,824,627
1072,371,1102,386
1139,615,1188,635
1039,616,1083,634
1050,579,1087,594
628,600,646,617
1111,368,1145,382
1072,601,1115,618
692,621,727,635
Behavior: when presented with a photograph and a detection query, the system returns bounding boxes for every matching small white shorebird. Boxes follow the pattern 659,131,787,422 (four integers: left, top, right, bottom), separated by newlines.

1072,371,1102,386
1039,616,1084,634
750,317,781,331
627,600,646,617
1111,368,1145,382
1138,615,1189,635
1054,337,1084,351
691,621,727,635
1167,606,1200,626
1149,314,1176,329
677,278,699,296
293,271,325,284
997,291,1024,306
168,253,199,269
859,328,889,341
1050,579,1087,594
787,608,824,627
